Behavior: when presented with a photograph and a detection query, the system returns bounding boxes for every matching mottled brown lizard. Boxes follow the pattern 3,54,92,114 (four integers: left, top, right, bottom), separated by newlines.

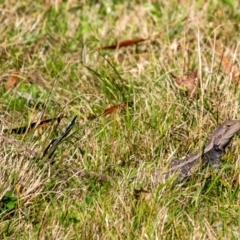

151,120,240,184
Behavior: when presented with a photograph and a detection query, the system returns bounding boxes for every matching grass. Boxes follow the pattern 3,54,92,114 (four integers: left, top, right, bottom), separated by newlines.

0,0,240,239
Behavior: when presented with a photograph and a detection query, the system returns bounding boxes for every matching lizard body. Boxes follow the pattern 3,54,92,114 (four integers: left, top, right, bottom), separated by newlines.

151,120,240,184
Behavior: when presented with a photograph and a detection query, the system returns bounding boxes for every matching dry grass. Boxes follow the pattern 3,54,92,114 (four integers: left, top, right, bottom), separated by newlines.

0,0,240,239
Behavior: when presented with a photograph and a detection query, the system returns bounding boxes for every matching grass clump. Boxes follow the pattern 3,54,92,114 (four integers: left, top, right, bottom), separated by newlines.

0,0,240,239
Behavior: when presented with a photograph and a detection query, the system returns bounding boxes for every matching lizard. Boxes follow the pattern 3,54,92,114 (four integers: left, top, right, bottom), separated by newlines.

151,119,240,185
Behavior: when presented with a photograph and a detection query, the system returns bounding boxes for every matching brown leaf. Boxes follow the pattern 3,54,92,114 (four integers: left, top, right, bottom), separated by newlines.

170,70,199,98
82,102,133,121
100,38,148,50
217,44,239,82
217,44,233,74
4,115,66,134
102,102,133,116
5,72,20,89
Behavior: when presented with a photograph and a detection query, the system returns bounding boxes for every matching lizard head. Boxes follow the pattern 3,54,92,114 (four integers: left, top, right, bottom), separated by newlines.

212,120,240,151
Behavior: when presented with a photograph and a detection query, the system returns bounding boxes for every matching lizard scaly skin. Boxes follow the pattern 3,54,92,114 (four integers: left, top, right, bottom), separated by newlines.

151,120,240,184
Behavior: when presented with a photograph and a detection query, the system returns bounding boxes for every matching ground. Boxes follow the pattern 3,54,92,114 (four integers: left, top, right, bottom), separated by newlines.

0,0,240,239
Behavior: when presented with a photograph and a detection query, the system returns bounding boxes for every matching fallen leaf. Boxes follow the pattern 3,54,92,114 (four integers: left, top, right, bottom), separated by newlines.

5,72,20,89
100,38,148,50
4,115,66,134
217,44,239,82
81,102,133,121
102,102,133,116
217,44,233,74
170,70,199,98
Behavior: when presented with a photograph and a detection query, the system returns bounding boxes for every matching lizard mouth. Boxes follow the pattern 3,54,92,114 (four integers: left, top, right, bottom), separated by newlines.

216,135,236,151
213,144,223,152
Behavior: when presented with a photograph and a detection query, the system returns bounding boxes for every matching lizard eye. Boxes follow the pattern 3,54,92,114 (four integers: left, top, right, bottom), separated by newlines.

218,134,222,138
227,124,231,127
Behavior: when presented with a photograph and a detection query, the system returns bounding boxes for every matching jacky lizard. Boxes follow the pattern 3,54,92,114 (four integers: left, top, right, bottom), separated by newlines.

151,120,240,184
